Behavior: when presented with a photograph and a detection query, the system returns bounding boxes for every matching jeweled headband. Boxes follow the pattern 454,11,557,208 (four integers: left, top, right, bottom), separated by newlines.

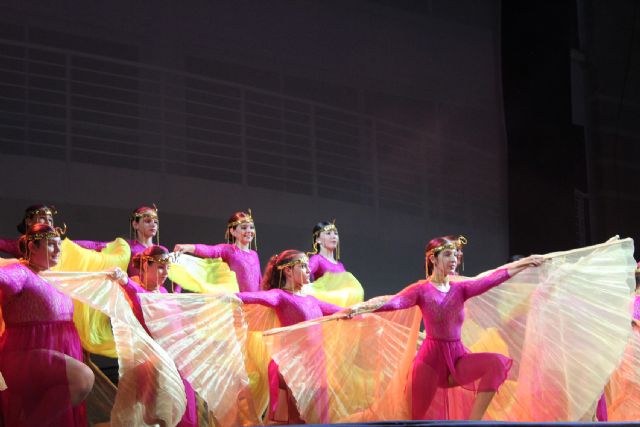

313,221,338,237
131,204,159,222
26,206,57,218
228,208,254,228
276,254,309,270
26,225,67,241
139,252,177,265
426,235,468,258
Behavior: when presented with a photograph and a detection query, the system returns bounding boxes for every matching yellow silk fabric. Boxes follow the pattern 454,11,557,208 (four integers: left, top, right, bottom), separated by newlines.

168,254,239,293
302,272,364,307
52,238,131,357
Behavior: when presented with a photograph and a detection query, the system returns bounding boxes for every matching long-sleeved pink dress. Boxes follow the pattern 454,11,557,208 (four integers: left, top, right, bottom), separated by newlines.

0,262,87,426
195,244,261,292
377,268,513,420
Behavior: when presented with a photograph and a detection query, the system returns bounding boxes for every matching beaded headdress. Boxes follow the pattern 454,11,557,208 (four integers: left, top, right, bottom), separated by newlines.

226,209,257,251
26,224,67,242
276,253,309,289
311,219,340,260
130,204,160,245
25,205,57,218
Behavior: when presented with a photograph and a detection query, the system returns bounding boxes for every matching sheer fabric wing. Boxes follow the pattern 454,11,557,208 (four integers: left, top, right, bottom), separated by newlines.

168,254,239,293
263,307,421,424
140,292,261,427
52,238,131,357
606,325,640,420
302,272,365,307
461,238,636,421
42,271,187,427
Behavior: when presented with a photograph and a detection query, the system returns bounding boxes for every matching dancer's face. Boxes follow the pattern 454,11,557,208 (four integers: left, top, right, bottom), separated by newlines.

29,237,61,270
432,249,458,276
230,222,255,247
133,210,159,240
285,257,311,289
26,213,53,228
142,261,168,291
317,229,339,252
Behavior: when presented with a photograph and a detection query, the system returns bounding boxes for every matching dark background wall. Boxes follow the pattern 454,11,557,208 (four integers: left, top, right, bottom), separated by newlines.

503,0,640,258
0,1,508,296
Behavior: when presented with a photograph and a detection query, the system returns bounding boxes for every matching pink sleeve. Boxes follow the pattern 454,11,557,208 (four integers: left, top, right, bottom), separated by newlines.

74,240,108,251
0,264,28,300
194,244,226,259
315,298,342,315
0,238,22,258
236,291,281,309
461,268,511,300
376,283,421,312
308,255,320,279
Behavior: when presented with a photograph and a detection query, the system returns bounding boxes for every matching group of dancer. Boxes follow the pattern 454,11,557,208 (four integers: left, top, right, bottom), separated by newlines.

0,203,638,426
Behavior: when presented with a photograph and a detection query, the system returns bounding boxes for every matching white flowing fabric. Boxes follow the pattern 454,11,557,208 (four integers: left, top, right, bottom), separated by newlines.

262,238,636,422
140,292,262,427
41,271,187,427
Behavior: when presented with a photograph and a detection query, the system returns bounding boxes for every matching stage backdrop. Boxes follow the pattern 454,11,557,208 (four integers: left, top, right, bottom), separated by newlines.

0,0,507,296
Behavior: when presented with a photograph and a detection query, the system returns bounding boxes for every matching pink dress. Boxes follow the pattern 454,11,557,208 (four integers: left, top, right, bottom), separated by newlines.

0,263,87,426
308,254,346,281
237,289,341,422
195,244,261,292
377,268,513,420
120,278,198,427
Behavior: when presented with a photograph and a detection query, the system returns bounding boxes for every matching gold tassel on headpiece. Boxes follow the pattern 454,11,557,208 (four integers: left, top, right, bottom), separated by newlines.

25,205,58,218
276,254,309,289
425,235,468,277
26,223,67,241
130,204,160,245
226,209,257,251
311,219,340,260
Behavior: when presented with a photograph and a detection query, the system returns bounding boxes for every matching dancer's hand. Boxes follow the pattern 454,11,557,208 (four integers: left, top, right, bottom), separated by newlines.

506,255,545,277
173,244,195,254
109,267,128,285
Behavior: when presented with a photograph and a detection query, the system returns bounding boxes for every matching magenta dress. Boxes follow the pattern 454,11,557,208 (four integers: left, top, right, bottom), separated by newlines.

377,268,513,420
194,244,261,292
120,278,198,427
237,289,341,422
308,254,345,281
0,263,87,426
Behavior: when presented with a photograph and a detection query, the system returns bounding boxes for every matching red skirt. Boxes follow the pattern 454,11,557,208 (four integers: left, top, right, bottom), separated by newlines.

0,320,87,427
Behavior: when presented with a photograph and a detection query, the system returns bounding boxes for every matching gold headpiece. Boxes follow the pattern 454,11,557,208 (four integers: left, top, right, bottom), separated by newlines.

139,251,177,265
227,208,254,228
26,206,57,218
26,224,67,241
276,254,309,270
314,219,338,237
226,209,257,251
132,204,159,222
311,219,340,259
426,235,468,258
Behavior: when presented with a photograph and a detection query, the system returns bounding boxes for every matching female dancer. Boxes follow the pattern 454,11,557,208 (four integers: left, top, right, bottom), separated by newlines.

0,223,94,426
369,236,543,420
237,250,342,423
116,245,198,427
174,210,261,292
304,220,364,306
79,205,163,277
0,205,57,257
